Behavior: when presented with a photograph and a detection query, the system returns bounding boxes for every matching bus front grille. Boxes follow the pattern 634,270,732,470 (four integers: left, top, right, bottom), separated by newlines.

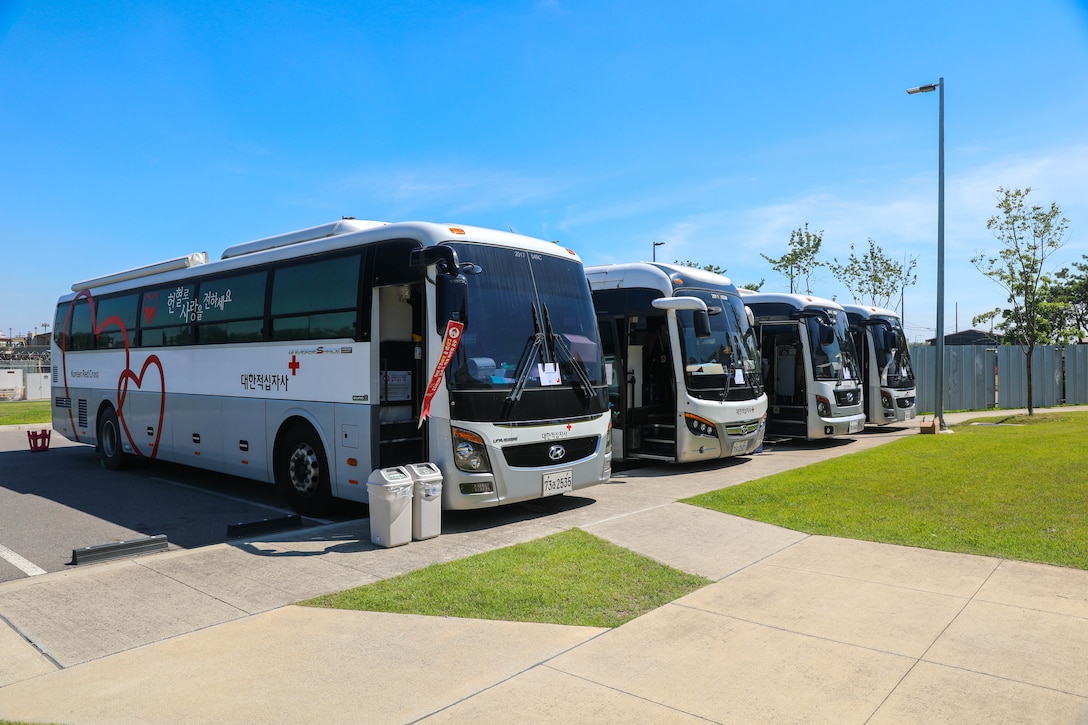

502,436,599,468
834,389,860,407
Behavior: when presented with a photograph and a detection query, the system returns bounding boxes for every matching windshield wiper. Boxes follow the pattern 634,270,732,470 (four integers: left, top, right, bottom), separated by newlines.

503,305,546,415
542,303,593,401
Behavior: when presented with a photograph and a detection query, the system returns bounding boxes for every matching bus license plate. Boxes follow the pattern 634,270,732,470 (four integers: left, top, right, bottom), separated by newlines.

542,469,574,496
731,441,749,456
849,419,863,433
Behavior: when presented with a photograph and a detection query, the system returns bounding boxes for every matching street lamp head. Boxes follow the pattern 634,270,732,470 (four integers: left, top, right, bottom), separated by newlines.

906,81,940,94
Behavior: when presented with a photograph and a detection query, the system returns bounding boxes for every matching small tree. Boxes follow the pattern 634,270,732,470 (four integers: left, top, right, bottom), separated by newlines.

761,224,824,293
674,260,726,275
827,239,917,310
971,186,1069,415
673,261,764,291
1044,258,1088,341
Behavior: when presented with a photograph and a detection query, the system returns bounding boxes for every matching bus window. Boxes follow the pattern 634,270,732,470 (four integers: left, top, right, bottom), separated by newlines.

140,283,196,347
197,271,267,344
95,294,138,349
271,253,361,341
67,297,94,351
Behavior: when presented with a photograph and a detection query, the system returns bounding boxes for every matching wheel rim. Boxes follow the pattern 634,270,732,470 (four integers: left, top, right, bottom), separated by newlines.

101,419,119,459
287,443,320,496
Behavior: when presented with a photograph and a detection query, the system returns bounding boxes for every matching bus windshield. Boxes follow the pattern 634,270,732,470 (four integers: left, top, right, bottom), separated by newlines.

806,310,861,382
446,243,604,393
675,290,762,401
872,315,914,388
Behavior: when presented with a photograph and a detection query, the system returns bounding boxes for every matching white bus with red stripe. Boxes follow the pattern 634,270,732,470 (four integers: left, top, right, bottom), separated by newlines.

52,220,611,515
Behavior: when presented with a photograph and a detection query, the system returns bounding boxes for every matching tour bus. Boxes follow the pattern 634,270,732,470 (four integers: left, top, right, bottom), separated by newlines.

585,262,767,463
740,291,866,440
841,303,917,424
52,220,611,515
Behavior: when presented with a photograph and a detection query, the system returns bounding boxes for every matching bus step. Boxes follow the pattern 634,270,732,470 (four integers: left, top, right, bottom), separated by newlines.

628,453,674,463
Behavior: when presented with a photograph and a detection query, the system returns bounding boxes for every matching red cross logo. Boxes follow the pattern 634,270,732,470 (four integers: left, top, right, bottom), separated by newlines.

289,355,300,376
566,423,572,431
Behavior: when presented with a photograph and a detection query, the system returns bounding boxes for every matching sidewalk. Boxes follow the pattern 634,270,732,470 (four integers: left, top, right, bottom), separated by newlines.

2,410,1088,723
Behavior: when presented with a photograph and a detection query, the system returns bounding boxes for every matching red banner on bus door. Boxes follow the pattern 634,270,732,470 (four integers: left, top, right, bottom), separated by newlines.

419,320,464,428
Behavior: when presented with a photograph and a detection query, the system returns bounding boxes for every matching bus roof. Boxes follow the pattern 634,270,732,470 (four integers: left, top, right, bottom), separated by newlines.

840,303,901,320
738,290,845,312
65,221,582,298
585,261,736,294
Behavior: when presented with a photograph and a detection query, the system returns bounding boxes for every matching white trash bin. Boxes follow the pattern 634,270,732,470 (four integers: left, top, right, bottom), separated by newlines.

366,467,414,547
407,462,443,540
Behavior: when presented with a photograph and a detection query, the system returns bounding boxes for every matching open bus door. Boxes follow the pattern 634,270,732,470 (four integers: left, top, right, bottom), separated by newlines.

598,314,677,461
600,299,712,462
760,323,808,438
374,242,429,468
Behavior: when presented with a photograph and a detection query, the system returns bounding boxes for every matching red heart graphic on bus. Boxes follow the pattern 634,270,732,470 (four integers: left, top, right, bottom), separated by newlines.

143,292,159,325
117,354,165,460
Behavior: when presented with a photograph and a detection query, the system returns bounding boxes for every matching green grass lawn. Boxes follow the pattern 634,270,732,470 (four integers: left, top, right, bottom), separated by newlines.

685,411,1088,570
304,412,1088,625
301,528,710,627
0,400,51,426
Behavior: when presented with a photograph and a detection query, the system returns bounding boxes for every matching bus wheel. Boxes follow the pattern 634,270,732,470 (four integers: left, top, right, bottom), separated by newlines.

276,422,332,517
98,406,128,470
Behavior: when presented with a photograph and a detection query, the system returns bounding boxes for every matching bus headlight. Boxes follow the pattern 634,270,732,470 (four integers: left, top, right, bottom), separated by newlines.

816,395,831,418
604,417,613,454
452,428,491,473
881,391,894,410
685,413,719,438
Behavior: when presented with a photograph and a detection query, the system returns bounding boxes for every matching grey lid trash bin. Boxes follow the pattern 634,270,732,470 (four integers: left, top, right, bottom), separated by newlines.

366,467,414,547
406,462,443,541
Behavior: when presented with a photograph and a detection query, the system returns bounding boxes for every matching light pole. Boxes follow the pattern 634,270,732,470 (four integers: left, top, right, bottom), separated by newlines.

907,76,946,431
652,241,665,262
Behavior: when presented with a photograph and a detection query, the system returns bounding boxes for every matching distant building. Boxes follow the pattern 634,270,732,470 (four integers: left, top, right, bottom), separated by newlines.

926,329,1002,346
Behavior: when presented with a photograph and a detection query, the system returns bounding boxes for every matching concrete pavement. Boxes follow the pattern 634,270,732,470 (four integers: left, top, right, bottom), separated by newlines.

2,410,1088,723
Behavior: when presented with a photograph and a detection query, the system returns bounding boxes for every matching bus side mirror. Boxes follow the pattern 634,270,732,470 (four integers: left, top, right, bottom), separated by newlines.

436,274,468,334
819,324,835,347
694,310,712,339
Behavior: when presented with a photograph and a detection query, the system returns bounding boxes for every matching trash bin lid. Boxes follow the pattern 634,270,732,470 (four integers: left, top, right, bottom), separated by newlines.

406,462,443,482
367,466,411,485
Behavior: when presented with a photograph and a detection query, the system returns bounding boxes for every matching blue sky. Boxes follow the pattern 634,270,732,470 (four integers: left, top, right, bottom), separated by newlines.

2,1,1087,343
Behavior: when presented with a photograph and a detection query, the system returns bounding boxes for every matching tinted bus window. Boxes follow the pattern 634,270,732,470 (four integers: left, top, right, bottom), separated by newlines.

95,294,139,349
68,297,94,351
270,254,360,340
140,284,196,347
197,272,267,344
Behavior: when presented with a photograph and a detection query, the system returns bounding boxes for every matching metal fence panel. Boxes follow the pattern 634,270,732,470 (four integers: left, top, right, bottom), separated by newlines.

997,346,1025,408
947,346,995,411
1035,346,1062,407
913,344,1087,413
910,345,934,413
997,346,1063,409
910,345,996,413
1069,346,1088,405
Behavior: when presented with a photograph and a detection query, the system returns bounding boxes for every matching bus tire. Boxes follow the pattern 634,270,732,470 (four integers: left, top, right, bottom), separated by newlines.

275,421,333,517
98,406,128,471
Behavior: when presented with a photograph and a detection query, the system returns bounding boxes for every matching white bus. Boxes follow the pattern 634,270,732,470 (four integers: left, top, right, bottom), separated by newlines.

842,304,917,424
585,263,767,463
52,220,611,515
740,291,866,440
